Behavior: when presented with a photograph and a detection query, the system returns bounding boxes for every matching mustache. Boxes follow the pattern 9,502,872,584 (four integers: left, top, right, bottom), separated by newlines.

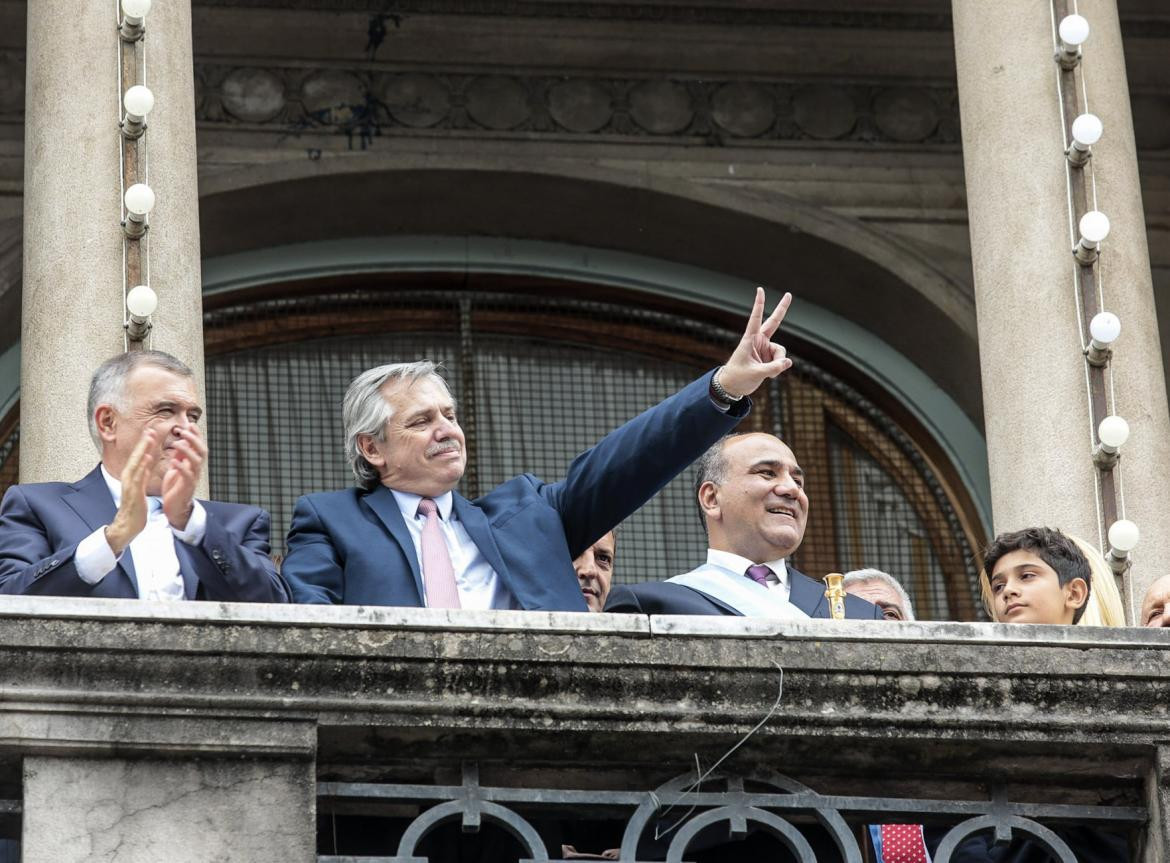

426,440,461,457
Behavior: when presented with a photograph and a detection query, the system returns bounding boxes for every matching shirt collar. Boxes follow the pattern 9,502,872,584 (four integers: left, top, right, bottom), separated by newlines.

391,488,455,522
706,548,788,583
100,464,124,507
101,464,164,514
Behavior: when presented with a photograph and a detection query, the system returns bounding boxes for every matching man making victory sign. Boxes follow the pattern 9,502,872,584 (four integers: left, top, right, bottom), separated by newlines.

282,288,795,611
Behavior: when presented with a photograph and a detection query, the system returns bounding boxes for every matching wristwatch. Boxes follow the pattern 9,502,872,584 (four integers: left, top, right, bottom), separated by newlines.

710,367,744,405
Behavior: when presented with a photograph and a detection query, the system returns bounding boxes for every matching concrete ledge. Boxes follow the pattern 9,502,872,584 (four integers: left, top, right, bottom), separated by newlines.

0,595,1165,781
0,594,1166,648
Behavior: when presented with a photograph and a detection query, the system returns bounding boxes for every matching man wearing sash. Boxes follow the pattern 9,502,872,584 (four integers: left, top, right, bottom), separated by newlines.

605,432,880,619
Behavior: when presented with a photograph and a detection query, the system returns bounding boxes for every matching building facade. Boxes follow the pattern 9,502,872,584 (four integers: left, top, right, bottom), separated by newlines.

0,0,1169,858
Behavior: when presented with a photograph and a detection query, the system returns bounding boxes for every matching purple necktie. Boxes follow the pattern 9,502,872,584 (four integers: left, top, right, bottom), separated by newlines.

745,564,773,587
417,498,461,609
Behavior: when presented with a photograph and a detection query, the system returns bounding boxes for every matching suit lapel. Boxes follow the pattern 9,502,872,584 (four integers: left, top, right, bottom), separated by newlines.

788,566,828,618
173,533,201,600
363,486,425,602
62,465,139,596
451,494,510,584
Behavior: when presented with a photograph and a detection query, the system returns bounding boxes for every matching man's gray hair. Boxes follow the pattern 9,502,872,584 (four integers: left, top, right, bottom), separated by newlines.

842,568,916,621
343,360,451,490
87,350,194,450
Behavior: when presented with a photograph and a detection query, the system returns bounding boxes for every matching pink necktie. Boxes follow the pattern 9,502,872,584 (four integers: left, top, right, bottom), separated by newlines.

879,824,929,863
417,498,461,609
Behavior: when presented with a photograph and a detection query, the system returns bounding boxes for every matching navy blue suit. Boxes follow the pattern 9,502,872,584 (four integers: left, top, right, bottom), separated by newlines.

0,465,288,602
604,567,882,619
282,371,749,610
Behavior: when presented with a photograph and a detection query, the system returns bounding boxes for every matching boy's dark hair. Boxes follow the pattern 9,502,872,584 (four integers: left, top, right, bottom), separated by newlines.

982,527,1092,623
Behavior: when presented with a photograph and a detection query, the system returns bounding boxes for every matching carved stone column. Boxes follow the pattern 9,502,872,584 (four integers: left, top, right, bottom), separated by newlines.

952,0,1170,617
21,0,205,484
1075,0,1170,616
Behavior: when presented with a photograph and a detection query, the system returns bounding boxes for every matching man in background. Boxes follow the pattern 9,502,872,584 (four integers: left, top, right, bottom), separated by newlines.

843,568,914,621
1140,574,1170,627
575,530,616,612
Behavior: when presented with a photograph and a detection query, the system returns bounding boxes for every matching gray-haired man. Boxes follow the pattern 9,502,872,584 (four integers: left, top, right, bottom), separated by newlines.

282,289,797,610
842,568,915,621
0,350,288,602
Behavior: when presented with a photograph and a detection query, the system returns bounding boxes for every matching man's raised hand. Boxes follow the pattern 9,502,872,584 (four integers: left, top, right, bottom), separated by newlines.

162,425,206,531
105,428,158,556
716,287,794,399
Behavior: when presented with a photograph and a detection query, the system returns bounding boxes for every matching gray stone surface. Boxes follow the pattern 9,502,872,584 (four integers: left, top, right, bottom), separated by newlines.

20,0,125,484
22,757,314,863
0,597,1164,856
1077,0,1170,616
953,0,1170,615
20,0,208,492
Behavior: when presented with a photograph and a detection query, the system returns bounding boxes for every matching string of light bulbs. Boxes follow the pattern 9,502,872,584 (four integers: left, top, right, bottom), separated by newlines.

1052,3,1138,578
117,0,158,347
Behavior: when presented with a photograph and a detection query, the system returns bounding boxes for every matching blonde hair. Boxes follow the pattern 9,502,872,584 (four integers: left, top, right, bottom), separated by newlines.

1067,534,1125,627
978,532,1126,626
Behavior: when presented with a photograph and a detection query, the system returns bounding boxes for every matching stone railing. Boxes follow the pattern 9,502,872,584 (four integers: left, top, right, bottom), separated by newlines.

0,597,1166,862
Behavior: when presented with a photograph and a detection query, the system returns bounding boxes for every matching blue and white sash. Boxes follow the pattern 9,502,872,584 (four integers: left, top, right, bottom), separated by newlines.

668,565,810,619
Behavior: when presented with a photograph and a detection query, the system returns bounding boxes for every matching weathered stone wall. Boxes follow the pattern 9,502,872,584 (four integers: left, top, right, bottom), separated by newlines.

0,598,1166,859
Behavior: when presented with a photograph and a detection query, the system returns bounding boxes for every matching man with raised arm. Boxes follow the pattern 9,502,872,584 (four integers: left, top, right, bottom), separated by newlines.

282,289,794,610
0,351,288,602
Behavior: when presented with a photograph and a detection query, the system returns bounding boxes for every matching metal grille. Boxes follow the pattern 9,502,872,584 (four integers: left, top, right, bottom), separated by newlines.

203,286,982,620
313,765,1141,862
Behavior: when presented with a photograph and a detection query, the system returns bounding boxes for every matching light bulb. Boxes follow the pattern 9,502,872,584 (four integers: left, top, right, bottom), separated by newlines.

121,0,152,23
1071,113,1102,148
124,183,155,216
1059,14,1090,47
1098,415,1130,450
126,285,158,318
1108,519,1139,553
1080,211,1111,244
123,86,155,122
1089,312,1121,346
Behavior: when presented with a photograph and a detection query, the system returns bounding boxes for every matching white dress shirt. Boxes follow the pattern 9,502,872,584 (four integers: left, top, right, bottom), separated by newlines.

705,548,791,602
74,465,208,600
390,489,519,610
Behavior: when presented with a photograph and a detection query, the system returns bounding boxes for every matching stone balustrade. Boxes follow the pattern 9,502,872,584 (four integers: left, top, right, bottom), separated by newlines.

0,596,1166,861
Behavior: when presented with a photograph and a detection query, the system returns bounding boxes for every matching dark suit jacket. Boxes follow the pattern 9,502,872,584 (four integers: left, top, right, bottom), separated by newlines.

945,827,1129,863
604,566,882,619
0,465,288,602
282,371,749,610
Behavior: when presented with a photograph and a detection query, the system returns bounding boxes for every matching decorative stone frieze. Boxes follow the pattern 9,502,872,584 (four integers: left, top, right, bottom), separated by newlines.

192,62,963,148
190,0,956,31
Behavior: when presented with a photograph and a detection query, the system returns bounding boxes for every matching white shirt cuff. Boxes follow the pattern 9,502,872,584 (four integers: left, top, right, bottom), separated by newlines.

708,393,734,413
171,500,207,546
75,526,120,585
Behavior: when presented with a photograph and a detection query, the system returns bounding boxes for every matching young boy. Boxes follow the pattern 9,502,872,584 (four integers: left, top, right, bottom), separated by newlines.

982,526,1091,625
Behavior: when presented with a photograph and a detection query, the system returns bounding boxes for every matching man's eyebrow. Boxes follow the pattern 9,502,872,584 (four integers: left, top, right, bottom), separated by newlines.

401,406,434,422
991,563,1036,580
750,459,804,475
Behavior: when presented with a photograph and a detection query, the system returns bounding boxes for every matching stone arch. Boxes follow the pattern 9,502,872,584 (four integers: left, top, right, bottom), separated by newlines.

197,163,981,426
